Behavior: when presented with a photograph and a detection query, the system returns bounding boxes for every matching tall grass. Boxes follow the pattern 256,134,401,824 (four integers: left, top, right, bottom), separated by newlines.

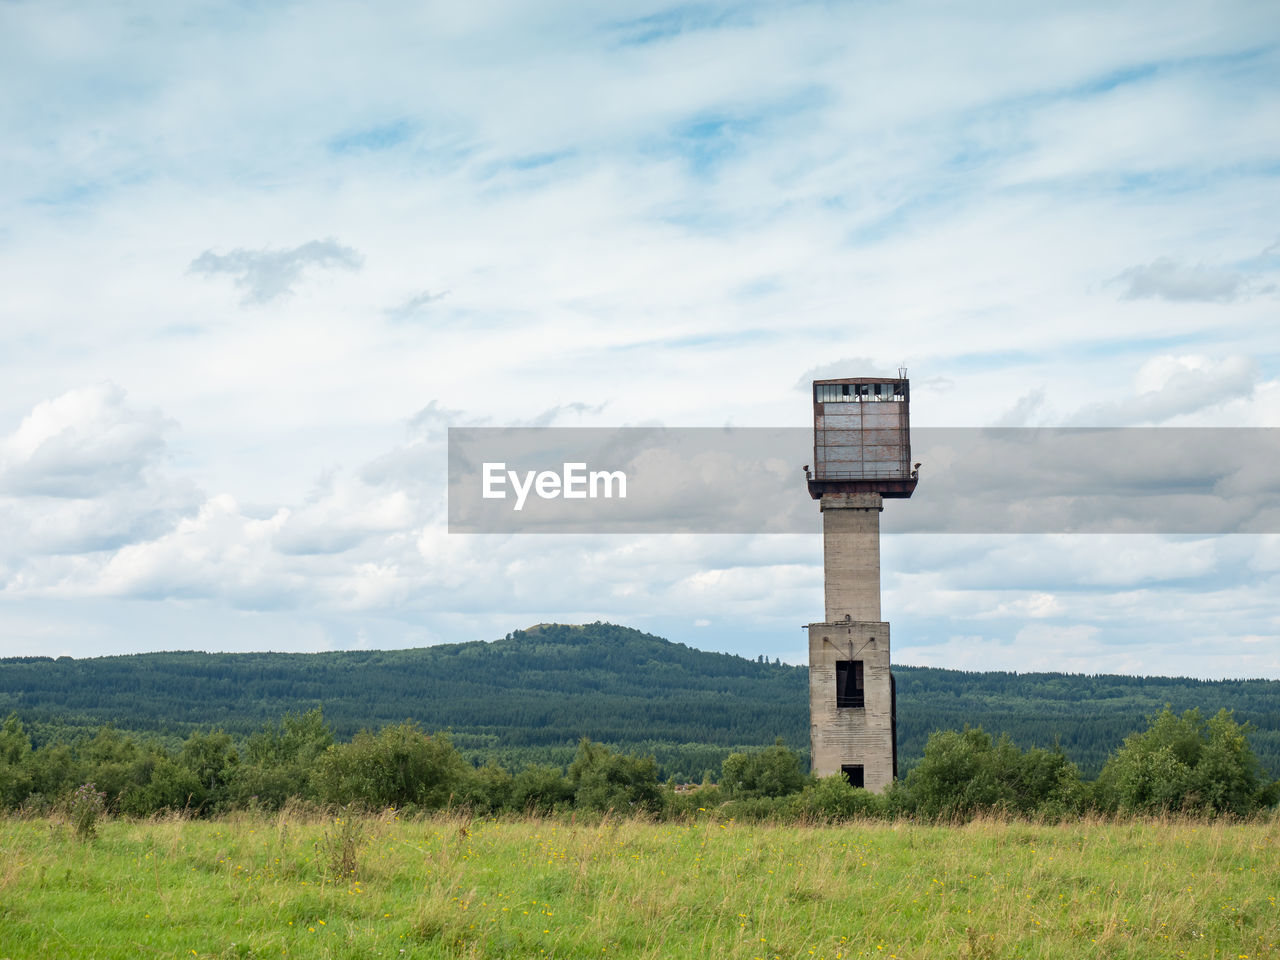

0,809,1275,958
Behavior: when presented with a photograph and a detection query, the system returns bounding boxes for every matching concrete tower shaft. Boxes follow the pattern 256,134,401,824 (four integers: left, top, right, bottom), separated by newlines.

808,619,894,790
821,493,883,623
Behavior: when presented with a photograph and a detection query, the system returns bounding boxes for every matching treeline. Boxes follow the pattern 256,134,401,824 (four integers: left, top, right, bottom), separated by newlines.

894,668,1280,780
0,624,807,783
3,623,1279,781
1,706,1276,822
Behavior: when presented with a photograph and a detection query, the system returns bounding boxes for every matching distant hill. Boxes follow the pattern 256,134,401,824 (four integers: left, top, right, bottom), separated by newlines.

2,622,1277,781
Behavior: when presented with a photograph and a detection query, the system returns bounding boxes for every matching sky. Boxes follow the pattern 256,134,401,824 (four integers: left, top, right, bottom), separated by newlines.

1,0,1278,678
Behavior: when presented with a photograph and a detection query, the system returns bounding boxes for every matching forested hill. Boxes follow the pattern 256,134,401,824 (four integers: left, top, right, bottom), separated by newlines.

2,622,1277,781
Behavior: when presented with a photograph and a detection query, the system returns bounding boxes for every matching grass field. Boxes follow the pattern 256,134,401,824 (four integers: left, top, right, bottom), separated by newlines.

0,810,1276,959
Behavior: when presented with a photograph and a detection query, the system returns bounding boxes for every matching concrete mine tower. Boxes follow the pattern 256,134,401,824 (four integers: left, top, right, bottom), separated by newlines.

805,373,917,791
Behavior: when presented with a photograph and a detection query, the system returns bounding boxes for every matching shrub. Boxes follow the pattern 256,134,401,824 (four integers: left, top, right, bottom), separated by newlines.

794,775,890,821
903,727,1083,820
69,782,107,840
663,783,723,819
178,730,239,812
118,758,205,816
312,722,469,810
231,708,333,809
455,762,515,814
568,739,663,814
1094,706,1277,816
509,764,573,815
720,739,808,799
718,795,795,821
318,807,365,881
0,714,34,809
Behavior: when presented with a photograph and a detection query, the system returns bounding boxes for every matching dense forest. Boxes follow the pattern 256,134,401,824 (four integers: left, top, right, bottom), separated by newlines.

2,622,1277,782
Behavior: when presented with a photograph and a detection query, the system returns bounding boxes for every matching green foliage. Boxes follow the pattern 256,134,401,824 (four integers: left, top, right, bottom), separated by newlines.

0,704,1274,823
793,775,894,821
454,761,515,814
0,624,809,780
231,708,333,809
720,738,809,798
0,624,1277,823
119,757,204,816
509,763,573,814
0,714,34,808
312,722,469,810
244,707,333,767
25,741,76,811
69,782,106,840
0,713,32,765
179,730,239,812
1094,706,1277,816
662,783,723,818
6,624,1280,780
903,727,1083,820
716,795,795,821
567,738,663,814
893,666,1280,780
78,726,141,804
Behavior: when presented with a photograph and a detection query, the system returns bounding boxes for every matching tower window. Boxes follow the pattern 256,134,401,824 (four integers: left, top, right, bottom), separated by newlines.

815,383,858,403
835,660,864,708
841,764,865,788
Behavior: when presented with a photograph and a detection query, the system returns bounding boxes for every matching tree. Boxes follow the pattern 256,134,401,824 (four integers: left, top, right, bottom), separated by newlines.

179,730,239,811
119,758,205,816
312,722,469,809
244,707,332,767
720,739,808,798
509,763,573,814
454,761,515,814
27,742,78,806
903,727,1082,819
79,725,142,804
1095,706,1278,816
0,714,33,808
794,774,890,820
232,707,332,808
567,739,663,813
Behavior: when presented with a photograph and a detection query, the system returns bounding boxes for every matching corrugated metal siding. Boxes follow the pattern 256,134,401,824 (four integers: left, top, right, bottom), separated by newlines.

814,400,910,481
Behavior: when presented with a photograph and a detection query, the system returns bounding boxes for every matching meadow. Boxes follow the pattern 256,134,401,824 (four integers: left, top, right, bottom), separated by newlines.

0,810,1276,960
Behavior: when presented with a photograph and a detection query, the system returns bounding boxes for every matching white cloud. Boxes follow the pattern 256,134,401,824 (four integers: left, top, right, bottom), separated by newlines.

794,358,893,391
0,385,201,564
384,289,448,322
0,383,169,498
1115,257,1246,303
991,387,1047,427
0,1,1277,674
188,239,363,304
1067,355,1258,425
90,494,293,604
274,477,414,556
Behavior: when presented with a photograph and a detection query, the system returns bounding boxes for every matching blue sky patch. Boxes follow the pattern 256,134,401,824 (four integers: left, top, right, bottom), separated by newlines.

607,2,752,46
328,119,416,155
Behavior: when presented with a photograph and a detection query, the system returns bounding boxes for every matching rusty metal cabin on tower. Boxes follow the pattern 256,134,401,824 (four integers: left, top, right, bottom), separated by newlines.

808,377,917,500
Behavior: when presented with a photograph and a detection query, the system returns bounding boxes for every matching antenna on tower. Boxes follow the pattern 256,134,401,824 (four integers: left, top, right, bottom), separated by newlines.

898,364,908,379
